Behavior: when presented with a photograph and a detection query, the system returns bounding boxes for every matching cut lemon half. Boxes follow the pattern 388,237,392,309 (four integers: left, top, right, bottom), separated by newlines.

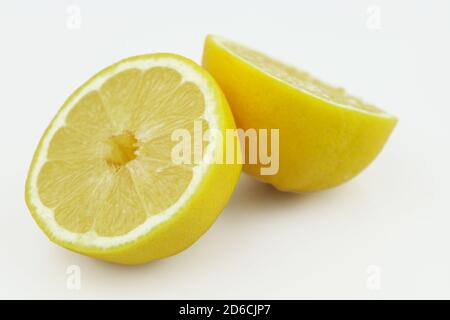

203,35,398,192
25,53,241,264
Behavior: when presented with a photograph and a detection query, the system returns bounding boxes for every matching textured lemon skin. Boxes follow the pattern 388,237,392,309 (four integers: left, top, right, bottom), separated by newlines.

202,35,397,192
25,53,242,265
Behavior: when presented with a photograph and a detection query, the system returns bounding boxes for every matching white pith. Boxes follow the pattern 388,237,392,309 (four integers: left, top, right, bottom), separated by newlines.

28,56,219,249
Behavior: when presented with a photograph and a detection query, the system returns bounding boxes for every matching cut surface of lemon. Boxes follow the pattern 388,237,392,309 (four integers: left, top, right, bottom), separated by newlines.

26,53,241,264
203,35,398,192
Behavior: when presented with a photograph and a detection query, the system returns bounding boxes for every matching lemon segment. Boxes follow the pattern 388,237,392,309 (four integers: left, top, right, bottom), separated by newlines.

202,35,397,192
26,53,241,264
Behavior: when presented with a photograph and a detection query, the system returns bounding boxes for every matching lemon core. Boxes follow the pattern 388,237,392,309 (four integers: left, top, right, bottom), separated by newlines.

106,131,139,167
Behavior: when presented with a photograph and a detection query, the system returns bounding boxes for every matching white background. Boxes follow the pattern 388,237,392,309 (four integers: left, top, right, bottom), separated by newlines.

1,0,450,299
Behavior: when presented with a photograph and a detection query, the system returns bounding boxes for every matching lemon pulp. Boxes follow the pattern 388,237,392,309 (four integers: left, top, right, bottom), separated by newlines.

221,38,385,115
37,67,209,237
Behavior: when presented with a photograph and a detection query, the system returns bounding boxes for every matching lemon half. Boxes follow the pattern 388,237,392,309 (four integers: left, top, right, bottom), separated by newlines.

203,35,397,192
25,53,241,264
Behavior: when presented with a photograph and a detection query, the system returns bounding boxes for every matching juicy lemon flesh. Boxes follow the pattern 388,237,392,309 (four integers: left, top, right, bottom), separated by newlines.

37,67,209,237
221,38,385,115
